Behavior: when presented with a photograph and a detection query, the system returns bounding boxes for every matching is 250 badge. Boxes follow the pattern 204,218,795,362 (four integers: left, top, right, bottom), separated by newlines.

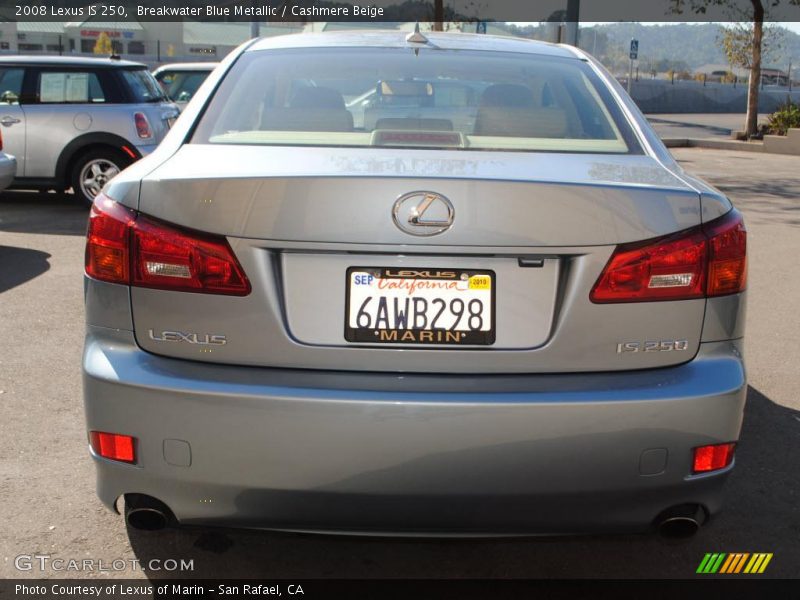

617,339,689,353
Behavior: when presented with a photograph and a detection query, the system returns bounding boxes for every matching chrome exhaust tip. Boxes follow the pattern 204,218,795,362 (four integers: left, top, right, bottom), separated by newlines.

656,504,706,539
124,494,173,531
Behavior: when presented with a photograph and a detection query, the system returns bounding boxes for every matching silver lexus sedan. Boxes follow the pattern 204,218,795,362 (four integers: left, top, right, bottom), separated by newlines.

83,31,747,537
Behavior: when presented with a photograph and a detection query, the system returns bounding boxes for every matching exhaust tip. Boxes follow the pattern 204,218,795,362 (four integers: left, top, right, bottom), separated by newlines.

656,504,706,539
658,516,700,539
127,507,168,531
124,494,173,531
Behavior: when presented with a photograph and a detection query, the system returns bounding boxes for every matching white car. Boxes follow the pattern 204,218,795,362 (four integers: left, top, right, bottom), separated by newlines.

153,62,218,110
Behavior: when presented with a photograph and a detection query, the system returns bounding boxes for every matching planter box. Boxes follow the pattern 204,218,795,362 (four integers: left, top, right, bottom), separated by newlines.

763,128,800,155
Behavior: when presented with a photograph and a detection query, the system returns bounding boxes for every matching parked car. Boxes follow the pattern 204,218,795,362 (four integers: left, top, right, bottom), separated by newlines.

346,78,489,130
0,56,179,204
0,151,16,192
0,131,16,191
152,62,217,110
83,32,747,537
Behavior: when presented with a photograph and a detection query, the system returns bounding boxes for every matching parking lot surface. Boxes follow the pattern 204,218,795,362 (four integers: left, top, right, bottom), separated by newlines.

646,114,770,140
1,148,798,580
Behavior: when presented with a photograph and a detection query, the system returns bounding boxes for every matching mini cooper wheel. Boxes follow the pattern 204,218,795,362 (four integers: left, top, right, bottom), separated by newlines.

71,150,130,206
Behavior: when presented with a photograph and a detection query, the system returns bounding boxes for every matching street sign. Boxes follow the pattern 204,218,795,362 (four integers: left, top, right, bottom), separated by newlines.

630,39,639,60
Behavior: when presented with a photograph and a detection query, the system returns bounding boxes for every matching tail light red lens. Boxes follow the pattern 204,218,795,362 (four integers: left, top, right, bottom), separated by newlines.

86,196,135,284
90,431,137,464
706,212,747,296
85,194,250,296
134,112,152,139
692,442,736,473
591,210,746,303
132,216,250,295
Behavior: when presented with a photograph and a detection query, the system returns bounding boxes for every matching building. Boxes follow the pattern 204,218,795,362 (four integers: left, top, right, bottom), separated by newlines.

0,18,304,65
0,17,507,66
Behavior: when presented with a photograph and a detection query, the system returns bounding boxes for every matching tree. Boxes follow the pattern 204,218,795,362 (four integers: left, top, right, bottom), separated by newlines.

93,33,113,56
718,22,783,72
672,0,799,137
432,0,443,30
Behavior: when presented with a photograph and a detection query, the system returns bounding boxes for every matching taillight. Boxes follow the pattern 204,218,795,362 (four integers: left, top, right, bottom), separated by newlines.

131,215,250,295
706,211,747,296
591,210,746,303
134,112,152,139
86,196,135,284
85,194,250,296
90,431,137,464
692,442,736,473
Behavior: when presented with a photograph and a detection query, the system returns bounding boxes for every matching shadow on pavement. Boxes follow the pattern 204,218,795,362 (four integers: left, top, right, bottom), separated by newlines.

648,117,733,136
716,187,800,227
0,245,51,293
0,190,88,236
125,385,799,579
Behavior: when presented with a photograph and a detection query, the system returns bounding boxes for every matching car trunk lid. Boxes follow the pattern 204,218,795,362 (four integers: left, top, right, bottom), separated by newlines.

124,145,705,373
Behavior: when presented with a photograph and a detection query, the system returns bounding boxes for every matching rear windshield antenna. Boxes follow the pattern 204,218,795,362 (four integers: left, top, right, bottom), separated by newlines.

406,22,428,44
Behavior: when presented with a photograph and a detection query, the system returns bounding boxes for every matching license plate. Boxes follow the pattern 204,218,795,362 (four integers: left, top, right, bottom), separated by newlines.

345,267,495,345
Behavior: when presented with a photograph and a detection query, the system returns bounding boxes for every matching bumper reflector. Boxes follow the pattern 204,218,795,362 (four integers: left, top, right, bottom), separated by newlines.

90,431,137,464
692,442,735,473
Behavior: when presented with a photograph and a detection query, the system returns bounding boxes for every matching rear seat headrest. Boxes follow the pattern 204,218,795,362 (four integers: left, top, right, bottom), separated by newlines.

479,84,536,108
290,86,346,109
474,83,567,138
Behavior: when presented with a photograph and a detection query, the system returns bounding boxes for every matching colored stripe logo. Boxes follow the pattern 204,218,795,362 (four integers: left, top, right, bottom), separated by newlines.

697,553,773,574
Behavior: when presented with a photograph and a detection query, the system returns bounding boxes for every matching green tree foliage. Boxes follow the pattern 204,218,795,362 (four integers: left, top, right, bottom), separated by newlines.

767,100,800,134
718,22,784,69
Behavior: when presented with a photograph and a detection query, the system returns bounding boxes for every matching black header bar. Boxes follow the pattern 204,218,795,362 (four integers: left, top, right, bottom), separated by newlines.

3,0,800,23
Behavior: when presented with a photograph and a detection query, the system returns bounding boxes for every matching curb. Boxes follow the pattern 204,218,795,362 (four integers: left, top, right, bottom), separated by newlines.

662,138,766,153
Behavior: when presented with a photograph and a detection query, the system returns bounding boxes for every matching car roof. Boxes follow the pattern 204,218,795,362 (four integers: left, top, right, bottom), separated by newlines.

0,55,146,68
153,62,219,73
247,31,580,59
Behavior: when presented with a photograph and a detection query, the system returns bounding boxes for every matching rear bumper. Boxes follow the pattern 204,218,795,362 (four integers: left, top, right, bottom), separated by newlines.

0,154,17,191
83,328,746,535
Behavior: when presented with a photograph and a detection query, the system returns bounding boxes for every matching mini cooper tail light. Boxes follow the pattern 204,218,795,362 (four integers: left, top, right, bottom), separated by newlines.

591,210,746,303
692,442,736,473
90,431,137,464
131,215,251,296
134,112,152,139
86,194,250,296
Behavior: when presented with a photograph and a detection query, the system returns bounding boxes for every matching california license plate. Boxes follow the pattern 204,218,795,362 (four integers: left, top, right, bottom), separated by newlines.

345,268,495,345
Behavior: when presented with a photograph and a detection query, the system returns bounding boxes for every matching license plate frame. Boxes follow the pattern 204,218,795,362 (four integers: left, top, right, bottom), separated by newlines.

344,267,496,346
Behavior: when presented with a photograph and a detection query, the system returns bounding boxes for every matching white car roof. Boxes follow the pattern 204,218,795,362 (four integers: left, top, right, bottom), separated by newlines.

153,62,220,74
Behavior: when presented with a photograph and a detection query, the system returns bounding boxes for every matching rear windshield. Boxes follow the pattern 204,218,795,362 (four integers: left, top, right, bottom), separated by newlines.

192,47,636,153
121,68,166,102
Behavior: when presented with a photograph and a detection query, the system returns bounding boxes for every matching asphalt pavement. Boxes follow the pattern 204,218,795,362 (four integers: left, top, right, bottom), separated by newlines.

0,149,798,580
646,114,770,140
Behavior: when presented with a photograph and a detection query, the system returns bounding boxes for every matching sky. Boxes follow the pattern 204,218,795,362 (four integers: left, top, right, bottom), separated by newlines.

579,21,800,34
